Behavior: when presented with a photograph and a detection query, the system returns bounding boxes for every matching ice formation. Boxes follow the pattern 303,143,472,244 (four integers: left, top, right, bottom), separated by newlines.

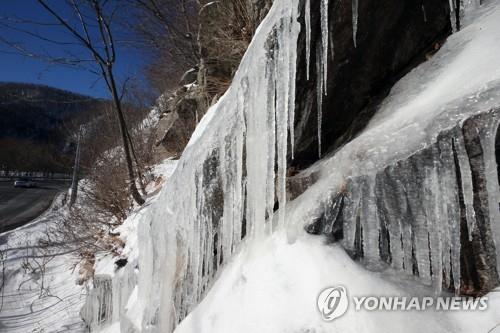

81,0,500,332
320,0,329,91
352,0,359,47
316,43,323,158
305,0,311,80
290,1,500,294
86,1,304,331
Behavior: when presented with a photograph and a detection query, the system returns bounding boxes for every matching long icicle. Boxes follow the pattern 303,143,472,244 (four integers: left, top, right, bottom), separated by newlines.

352,0,359,47
316,41,323,158
305,0,311,80
321,0,329,96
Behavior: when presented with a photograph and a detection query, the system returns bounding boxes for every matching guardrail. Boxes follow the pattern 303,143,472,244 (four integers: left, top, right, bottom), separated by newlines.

0,171,71,181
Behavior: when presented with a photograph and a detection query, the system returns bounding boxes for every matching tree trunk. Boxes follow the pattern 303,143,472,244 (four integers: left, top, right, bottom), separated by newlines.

106,66,145,205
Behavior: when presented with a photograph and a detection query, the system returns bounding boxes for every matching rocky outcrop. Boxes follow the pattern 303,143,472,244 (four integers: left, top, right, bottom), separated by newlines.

154,86,205,159
292,0,452,166
154,0,273,159
305,108,500,296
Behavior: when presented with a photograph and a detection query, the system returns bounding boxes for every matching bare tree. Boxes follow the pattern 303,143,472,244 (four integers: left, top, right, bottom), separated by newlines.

0,0,145,205
125,0,200,92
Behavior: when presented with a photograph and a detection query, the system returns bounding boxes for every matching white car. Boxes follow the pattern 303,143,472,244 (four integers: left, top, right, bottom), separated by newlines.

14,177,37,188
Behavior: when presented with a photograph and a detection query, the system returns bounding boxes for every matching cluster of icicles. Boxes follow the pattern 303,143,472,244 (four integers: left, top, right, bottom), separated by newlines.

130,0,486,331
305,0,358,157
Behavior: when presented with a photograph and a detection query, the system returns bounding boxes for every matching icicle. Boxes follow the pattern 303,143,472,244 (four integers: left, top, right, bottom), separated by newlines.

275,3,292,230
352,0,359,47
453,136,476,241
320,0,329,95
266,46,277,230
316,42,323,158
359,177,380,266
329,26,335,59
289,6,298,160
449,0,458,33
305,0,311,80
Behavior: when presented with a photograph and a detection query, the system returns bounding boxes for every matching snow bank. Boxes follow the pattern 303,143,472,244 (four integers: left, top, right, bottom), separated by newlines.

0,195,86,332
175,231,500,333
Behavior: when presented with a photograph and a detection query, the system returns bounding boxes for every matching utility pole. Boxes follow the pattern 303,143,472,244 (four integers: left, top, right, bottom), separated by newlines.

69,126,83,208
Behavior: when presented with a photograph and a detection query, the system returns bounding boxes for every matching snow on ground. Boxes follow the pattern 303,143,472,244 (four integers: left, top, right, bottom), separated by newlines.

175,231,500,333
0,196,86,333
0,158,178,333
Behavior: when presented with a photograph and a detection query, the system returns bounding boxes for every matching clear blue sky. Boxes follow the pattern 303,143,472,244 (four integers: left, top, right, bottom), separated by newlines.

0,0,146,99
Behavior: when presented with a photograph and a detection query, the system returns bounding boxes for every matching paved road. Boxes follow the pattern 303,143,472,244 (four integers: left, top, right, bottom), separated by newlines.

0,180,69,233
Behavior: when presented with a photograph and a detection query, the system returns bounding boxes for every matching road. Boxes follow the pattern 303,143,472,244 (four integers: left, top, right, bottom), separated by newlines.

0,180,70,233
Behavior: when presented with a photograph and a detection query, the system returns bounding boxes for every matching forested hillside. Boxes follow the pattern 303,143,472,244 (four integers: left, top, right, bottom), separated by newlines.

0,82,106,172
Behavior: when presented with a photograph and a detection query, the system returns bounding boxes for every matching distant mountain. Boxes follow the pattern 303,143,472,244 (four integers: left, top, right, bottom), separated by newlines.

0,82,108,172
0,82,107,142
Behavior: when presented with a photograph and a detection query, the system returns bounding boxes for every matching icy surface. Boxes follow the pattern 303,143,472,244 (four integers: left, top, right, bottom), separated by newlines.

88,1,500,332
111,1,303,331
81,158,179,332
287,0,500,292
296,1,500,194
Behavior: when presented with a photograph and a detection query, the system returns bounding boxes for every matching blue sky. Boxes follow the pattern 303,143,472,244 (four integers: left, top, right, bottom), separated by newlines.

0,1,146,98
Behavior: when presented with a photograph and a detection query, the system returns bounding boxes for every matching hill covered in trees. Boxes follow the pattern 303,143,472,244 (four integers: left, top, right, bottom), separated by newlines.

0,82,107,172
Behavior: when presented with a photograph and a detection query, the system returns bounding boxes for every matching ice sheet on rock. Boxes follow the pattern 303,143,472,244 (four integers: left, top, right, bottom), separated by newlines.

88,1,500,332
286,1,500,292
120,0,303,331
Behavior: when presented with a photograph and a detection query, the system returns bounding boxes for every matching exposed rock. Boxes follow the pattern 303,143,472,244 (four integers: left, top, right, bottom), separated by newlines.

154,87,205,159
114,258,128,269
292,0,452,166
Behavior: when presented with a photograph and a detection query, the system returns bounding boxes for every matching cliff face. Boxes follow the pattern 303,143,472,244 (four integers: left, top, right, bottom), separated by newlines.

82,0,500,332
292,0,452,166
306,108,500,296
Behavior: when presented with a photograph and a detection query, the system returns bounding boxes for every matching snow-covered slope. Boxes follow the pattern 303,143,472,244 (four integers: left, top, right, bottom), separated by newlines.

0,197,85,333
175,232,500,333
86,1,500,332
